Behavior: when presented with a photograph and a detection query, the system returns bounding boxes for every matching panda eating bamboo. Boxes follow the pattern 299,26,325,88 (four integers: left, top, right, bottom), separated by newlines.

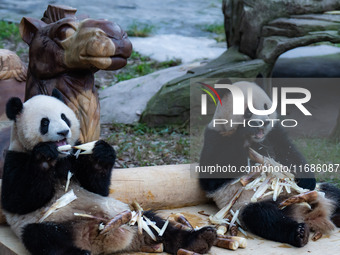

199,81,340,247
2,90,216,255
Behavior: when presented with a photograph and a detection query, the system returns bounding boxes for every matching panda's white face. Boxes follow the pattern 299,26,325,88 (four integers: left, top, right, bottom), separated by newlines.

12,95,80,151
237,82,277,143
209,81,277,143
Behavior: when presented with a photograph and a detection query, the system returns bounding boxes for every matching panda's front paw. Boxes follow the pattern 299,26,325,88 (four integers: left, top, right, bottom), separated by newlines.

33,142,59,161
92,140,116,169
33,142,59,168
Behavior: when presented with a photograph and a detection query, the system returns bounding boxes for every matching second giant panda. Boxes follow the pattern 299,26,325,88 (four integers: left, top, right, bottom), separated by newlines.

199,81,340,247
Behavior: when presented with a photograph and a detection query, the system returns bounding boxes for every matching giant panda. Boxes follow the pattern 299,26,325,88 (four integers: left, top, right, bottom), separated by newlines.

199,81,340,247
2,90,216,255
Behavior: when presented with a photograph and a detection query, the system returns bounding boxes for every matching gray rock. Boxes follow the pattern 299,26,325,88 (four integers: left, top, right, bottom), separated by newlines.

140,48,267,126
99,62,203,124
223,0,340,59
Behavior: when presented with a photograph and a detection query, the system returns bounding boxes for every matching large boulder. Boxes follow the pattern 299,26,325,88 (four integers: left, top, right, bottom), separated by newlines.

100,62,203,124
223,0,340,59
140,48,266,126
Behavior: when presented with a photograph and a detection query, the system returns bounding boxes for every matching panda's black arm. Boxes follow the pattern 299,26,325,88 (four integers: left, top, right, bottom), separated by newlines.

1,149,56,214
267,125,316,190
72,140,116,196
199,128,249,193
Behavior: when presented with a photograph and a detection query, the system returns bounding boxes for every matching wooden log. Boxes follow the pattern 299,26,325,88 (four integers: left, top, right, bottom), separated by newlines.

0,226,29,255
0,165,208,223
109,164,208,210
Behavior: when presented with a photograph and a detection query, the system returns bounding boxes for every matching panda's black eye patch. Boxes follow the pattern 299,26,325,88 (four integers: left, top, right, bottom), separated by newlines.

61,113,71,127
264,103,268,110
40,118,50,135
244,107,252,119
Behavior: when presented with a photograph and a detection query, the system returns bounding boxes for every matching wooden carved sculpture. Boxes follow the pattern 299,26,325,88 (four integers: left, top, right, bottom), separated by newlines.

0,49,26,120
21,5,132,142
0,49,27,177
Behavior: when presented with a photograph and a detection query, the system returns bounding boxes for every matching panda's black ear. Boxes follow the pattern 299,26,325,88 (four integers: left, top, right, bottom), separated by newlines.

51,88,65,103
6,97,23,121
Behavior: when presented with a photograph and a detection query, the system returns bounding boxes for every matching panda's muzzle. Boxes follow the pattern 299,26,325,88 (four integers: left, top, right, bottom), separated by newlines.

57,130,69,137
255,128,265,139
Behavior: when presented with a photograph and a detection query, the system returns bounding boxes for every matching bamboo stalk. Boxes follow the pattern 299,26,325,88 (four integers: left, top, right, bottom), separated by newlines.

217,236,247,248
312,232,322,241
209,188,244,224
230,225,238,236
216,224,228,236
240,171,260,186
215,237,239,250
278,190,318,209
174,213,194,229
177,248,201,255
100,210,132,234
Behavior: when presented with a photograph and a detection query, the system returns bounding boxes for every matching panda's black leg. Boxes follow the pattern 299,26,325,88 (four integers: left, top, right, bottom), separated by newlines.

143,211,216,254
22,222,90,255
240,200,309,247
319,182,340,227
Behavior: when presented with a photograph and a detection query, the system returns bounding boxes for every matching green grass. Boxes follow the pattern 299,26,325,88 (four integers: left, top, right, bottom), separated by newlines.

126,22,155,37
0,20,22,48
0,21,20,41
115,62,153,82
201,22,225,42
293,138,340,187
310,41,340,48
96,50,182,88
113,50,182,83
202,23,225,34
130,50,150,61
294,138,340,165
0,20,28,60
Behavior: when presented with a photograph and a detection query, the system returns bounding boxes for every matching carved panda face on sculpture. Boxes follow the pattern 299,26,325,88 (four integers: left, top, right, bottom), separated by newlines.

6,91,80,152
209,81,277,143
